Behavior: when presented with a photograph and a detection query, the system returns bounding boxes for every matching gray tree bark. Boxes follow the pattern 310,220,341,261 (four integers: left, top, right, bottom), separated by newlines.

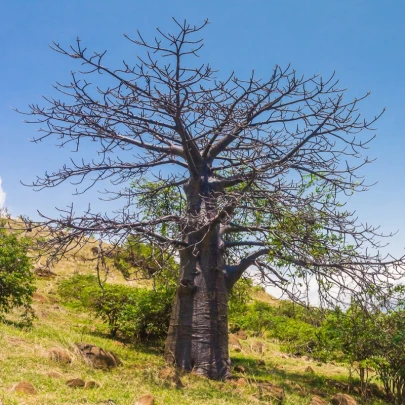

164,175,231,380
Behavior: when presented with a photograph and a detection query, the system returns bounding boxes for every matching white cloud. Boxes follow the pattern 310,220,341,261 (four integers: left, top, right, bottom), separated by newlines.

0,177,6,209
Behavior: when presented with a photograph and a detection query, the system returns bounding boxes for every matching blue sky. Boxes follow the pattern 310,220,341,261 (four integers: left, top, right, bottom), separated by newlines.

1,0,404,257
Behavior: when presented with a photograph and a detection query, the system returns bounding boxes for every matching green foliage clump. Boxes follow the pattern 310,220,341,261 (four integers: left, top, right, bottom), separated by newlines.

0,223,35,324
58,274,174,343
229,286,318,355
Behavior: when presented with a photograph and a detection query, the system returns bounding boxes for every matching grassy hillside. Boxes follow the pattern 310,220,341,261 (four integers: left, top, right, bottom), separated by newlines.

0,225,389,404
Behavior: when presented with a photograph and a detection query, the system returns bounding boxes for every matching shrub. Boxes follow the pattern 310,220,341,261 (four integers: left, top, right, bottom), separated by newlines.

370,310,405,405
58,274,174,343
0,223,35,324
230,297,318,354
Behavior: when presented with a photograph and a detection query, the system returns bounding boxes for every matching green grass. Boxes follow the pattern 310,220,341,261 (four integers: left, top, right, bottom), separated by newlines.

0,262,390,405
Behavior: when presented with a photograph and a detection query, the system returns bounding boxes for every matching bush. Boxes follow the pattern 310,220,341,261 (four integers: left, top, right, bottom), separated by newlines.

58,274,174,343
230,296,318,354
0,223,35,324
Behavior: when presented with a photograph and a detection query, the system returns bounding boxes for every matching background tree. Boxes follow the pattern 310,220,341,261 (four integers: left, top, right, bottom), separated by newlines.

21,19,405,379
0,218,35,325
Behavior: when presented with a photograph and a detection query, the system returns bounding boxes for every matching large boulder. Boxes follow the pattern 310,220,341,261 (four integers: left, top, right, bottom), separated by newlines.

75,343,122,369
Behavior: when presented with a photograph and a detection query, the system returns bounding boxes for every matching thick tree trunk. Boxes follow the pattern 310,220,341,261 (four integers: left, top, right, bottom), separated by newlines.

164,240,230,379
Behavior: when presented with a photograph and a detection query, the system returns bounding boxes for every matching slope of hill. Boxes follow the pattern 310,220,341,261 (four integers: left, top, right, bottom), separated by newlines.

0,223,388,404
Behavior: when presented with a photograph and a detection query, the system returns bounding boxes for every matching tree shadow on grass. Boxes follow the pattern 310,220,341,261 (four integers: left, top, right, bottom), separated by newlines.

231,355,353,397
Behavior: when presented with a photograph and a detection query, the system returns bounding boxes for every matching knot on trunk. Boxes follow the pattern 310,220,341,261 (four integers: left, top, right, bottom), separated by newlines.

178,279,197,296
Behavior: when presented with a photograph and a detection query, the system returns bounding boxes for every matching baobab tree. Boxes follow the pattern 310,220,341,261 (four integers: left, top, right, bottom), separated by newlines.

21,19,405,379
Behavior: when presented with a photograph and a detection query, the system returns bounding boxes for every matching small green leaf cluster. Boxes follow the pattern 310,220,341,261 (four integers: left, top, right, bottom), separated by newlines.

0,223,35,324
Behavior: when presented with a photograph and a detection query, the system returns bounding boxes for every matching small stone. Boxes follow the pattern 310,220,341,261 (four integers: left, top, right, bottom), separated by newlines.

305,366,315,374
258,382,285,403
33,292,47,303
85,380,100,389
312,389,328,398
251,340,265,353
236,377,247,386
49,348,72,364
256,359,266,367
331,393,358,405
12,381,37,395
47,371,63,379
66,378,85,388
158,367,183,388
234,365,245,373
229,334,241,347
75,342,121,369
292,382,305,396
310,395,327,405
236,330,248,340
135,393,155,405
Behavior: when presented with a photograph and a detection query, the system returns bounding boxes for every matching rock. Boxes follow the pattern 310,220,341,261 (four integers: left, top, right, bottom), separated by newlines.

85,380,100,389
49,348,72,364
229,334,241,347
331,393,358,405
251,340,265,354
66,378,86,388
33,292,47,303
158,367,183,388
291,382,305,396
310,395,327,405
75,343,121,369
232,346,242,352
47,371,63,379
233,365,245,373
236,330,248,340
12,381,37,395
34,266,56,277
313,389,328,398
258,382,285,403
47,295,59,304
305,366,315,374
236,377,247,386
256,359,266,367
135,393,155,405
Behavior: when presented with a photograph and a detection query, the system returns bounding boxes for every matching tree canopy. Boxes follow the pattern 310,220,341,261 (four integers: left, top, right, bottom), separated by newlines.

20,19,405,378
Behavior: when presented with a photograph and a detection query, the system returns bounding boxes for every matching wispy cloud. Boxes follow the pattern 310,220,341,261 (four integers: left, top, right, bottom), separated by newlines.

0,177,6,209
